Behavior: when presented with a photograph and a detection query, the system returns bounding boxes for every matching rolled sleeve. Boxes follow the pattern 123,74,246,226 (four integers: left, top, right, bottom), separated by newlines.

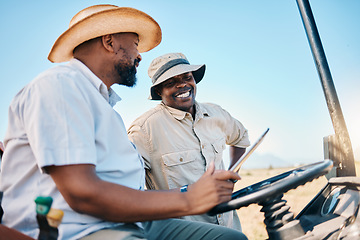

228,121,250,148
218,107,250,148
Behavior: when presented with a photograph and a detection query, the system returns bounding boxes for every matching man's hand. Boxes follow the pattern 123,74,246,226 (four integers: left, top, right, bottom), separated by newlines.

183,161,241,215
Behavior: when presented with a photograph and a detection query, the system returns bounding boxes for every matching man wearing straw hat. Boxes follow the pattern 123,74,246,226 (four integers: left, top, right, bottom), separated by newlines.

0,4,247,240
128,52,250,230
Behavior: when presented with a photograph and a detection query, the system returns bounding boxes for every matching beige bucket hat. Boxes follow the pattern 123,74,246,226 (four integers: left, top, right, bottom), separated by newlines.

48,4,162,63
148,53,206,100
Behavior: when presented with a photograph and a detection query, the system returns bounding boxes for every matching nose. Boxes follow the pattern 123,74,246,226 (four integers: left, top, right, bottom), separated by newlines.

177,81,187,88
176,77,190,88
135,54,142,67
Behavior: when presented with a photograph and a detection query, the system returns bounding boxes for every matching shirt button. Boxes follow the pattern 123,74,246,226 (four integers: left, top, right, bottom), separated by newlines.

179,158,183,162
202,145,205,149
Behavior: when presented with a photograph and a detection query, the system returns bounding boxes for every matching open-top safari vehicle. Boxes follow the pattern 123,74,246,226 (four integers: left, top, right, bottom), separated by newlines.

0,0,359,240
209,0,359,239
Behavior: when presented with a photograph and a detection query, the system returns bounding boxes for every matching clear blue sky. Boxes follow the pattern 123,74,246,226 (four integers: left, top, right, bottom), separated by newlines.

1,1,359,168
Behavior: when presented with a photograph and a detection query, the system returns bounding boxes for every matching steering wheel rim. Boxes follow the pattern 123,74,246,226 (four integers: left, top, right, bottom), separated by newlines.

209,159,333,215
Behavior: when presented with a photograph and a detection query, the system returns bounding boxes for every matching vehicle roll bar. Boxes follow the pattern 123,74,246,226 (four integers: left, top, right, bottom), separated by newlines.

296,0,356,176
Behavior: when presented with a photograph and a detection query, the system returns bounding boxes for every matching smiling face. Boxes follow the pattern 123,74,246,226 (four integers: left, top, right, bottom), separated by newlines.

156,72,197,115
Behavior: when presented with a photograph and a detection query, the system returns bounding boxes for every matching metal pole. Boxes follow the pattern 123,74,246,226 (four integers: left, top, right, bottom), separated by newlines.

296,0,356,176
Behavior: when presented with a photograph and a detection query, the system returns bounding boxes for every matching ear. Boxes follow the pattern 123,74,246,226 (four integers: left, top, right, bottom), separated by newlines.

154,86,162,97
101,34,115,53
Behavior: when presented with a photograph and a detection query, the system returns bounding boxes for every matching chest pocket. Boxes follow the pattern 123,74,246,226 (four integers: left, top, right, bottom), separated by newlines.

162,150,204,189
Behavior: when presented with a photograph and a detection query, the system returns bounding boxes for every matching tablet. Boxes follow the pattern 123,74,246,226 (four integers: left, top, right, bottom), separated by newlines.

229,128,270,173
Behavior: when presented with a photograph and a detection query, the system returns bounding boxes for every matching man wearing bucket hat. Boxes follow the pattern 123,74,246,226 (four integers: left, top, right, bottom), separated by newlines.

0,4,248,240
128,52,250,230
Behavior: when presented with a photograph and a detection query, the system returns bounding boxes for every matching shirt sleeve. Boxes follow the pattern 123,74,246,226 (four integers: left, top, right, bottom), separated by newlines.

219,106,250,148
21,72,97,170
127,123,151,170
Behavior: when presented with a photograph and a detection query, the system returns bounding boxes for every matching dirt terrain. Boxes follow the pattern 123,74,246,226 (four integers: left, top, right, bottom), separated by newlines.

235,162,360,239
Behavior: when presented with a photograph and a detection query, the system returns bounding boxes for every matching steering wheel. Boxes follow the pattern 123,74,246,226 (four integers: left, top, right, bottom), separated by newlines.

209,159,333,215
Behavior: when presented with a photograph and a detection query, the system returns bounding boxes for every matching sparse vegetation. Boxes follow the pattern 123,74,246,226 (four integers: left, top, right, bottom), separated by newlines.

235,162,360,240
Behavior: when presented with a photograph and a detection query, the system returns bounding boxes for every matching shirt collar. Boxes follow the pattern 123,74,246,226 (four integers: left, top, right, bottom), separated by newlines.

195,102,210,119
162,101,210,121
108,88,122,107
69,59,122,107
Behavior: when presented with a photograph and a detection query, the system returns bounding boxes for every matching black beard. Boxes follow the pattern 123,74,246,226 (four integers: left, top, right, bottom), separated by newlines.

115,60,138,87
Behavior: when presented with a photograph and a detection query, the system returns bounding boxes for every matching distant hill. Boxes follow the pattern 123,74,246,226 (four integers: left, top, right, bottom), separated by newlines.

241,153,291,169
223,149,360,170
239,153,318,170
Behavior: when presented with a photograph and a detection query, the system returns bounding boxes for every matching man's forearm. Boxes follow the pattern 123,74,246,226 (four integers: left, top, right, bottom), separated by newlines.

47,162,239,223
229,146,246,169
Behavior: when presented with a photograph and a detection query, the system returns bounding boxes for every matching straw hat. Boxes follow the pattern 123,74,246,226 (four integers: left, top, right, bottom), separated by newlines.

148,53,205,100
48,4,162,63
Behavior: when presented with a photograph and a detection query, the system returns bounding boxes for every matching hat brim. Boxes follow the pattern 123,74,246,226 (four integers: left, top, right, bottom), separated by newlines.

48,7,162,63
149,64,205,100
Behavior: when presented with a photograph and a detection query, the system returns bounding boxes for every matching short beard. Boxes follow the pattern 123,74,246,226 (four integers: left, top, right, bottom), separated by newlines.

115,60,138,87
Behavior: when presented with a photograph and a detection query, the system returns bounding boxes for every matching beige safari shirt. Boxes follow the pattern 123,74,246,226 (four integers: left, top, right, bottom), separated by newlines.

128,102,250,230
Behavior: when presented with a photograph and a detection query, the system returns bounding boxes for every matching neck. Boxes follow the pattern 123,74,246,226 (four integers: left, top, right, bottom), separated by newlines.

73,40,115,90
190,105,196,120
75,57,114,90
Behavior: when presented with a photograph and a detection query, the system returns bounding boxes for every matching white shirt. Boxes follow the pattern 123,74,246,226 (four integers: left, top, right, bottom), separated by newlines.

0,59,145,240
